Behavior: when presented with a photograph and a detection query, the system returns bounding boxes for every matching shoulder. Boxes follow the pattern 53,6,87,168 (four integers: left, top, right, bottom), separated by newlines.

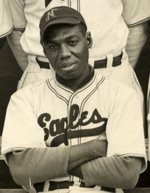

11,79,49,101
0,0,13,37
94,71,139,101
122,0,150,26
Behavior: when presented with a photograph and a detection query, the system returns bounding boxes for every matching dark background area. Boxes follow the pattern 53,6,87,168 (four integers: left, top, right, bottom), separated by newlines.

0,38,22,188
0,38,22,136
0,30,149,188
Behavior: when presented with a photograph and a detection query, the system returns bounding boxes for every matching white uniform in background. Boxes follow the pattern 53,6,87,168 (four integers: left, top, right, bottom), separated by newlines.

122,0,150,68
8,0,143,100
0,0,13,38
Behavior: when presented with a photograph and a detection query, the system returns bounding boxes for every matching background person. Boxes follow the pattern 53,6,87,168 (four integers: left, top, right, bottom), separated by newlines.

122,0,150,68
7,0,145,99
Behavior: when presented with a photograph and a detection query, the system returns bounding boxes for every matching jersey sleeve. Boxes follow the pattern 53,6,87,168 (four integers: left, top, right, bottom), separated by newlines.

106,84,146,171
122,0,150,26
0,0,13,37
1,87,46,155
9,0,26,29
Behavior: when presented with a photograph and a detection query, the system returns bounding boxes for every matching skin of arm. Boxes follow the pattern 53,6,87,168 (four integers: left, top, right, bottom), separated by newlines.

125,23,148,68
6,140,107,186
7,30,28,71
8,0,28,71
121,0,149,68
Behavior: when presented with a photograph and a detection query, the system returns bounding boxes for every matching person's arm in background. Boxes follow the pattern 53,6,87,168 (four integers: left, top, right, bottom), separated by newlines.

7,0,28,71
122,0,150,68
0,0,13,48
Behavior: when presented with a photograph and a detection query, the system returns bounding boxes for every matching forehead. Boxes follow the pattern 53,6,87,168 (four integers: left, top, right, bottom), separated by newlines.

45,24,83,41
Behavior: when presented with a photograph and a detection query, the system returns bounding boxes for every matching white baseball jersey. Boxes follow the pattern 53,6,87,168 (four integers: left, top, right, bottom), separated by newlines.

2,70,146,169
9,0,129,62
122,0,150,26
0,0,13,38
9,0,150,59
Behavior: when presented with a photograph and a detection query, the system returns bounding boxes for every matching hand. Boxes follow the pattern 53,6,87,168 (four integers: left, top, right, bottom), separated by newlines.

68,139,107,172
69,166,83,179
88,139,107,158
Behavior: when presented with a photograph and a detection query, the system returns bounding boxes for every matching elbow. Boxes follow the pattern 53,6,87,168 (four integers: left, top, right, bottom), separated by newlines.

9,163,29,186
118,157,143,189
119,172,140,189
7,153,30,186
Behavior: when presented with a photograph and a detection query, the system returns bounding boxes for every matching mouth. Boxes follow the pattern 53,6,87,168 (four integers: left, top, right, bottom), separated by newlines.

60,63,77,71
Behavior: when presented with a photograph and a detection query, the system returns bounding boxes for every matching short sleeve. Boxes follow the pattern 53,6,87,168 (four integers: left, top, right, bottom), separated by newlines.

9,0,26,29
0,0,13,37
1,88,46,155
106,84,146,171
122,0,150,26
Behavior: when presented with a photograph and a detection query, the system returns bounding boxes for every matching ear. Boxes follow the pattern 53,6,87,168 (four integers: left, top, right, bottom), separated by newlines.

42,43,48,56
85,31,93,48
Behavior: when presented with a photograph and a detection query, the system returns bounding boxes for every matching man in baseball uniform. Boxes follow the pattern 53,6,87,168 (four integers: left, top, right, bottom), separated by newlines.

2,7,146,193
7,0,146,102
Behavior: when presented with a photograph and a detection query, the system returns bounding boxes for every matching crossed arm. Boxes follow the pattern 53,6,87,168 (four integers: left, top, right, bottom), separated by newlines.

7,140,106,184
7,139,142,190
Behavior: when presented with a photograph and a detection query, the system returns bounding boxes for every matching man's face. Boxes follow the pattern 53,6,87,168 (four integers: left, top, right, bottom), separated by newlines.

43,24,92,81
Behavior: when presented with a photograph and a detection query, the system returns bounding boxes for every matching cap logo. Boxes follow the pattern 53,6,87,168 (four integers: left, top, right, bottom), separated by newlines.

46,8,58,22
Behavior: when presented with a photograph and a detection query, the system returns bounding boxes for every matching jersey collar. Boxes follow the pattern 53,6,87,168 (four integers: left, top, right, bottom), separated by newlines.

55,65,94,91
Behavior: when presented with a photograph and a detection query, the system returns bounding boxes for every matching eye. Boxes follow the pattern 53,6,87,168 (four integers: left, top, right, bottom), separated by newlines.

48,44,57,50
68,39,78,47
45,41,58,50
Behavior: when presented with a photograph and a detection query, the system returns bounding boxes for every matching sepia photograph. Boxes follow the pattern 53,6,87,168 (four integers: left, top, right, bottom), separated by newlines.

0,1,150,193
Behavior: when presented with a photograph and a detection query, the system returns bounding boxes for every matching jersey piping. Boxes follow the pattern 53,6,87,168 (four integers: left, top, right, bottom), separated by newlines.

46,78,69,104
127,17,150,27
0,28,13,38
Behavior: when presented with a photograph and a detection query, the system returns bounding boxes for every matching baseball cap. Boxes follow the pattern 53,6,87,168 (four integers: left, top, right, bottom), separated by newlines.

40,6,87,42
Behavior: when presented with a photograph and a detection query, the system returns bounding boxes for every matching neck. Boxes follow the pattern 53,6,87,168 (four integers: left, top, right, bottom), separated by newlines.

61,78,82,91
56,66,93,91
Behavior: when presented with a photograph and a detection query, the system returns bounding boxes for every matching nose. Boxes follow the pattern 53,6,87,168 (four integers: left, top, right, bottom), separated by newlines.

60,44,71,59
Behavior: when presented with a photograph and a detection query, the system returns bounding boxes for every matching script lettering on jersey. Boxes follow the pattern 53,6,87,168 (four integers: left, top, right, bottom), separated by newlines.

38,104,107,146
45,0,52,7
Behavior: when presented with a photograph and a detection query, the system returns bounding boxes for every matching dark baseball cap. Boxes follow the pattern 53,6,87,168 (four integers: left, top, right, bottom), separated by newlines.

40,6,87,42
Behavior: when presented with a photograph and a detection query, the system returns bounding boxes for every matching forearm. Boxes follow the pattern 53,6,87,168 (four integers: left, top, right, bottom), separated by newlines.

7,146,70,186
7,140,107,187
7,30,28,71
126,22,148,68
68,140,107,171
81,156,143,189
